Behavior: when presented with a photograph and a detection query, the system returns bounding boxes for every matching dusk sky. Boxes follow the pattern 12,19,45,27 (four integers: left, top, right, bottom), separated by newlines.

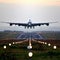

0,0,60,32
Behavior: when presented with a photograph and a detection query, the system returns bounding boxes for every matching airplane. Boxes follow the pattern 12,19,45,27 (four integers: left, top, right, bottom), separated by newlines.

1,19,56,29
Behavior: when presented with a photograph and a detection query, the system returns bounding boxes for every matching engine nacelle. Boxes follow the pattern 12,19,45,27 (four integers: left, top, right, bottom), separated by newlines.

46,23,49,26
10,23,12,26
39,24,41,26
18,24,20,26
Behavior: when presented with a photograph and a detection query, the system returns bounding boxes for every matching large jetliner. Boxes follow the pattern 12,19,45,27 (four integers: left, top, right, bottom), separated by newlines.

2,19,56,29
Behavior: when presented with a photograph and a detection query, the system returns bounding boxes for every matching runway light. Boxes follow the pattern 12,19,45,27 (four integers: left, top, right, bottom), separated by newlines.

9,43,11,46
42,42,44,44
3,45,6,49
48,43,51,46
53,46,57,49
13,42,15,44
28,52,33,57
30,43,31,46
45,42,47,45
27,45,32,49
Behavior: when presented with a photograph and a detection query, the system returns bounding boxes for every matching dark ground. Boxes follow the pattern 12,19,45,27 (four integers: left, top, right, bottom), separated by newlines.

0,31,60,60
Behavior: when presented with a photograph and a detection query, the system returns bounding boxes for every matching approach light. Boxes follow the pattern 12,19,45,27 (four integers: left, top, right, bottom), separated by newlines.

9,43,11,46
28,52,33,57
45,42,47,45
53,46,57,49
48,43,51,46
27,45,32,49
13,42,15,44
30,43,31,46
3,45,6,49
42,42,44,44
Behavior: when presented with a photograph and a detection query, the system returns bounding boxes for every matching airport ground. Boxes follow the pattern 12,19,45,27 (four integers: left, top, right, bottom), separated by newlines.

0,31,60,40
0,31,60,60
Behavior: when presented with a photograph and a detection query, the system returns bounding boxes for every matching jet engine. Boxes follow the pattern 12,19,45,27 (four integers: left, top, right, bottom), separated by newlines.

39,24,41,26
46,23,49,26
18,24,20,26
10,23,12,26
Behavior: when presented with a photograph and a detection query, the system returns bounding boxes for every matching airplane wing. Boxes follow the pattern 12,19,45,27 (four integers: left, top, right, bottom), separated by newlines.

32,22,57,26
32,23,49,26
1,22,28,26
1,21,57,28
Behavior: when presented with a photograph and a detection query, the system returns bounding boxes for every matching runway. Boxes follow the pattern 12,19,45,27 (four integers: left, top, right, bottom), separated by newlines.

17,32,44,40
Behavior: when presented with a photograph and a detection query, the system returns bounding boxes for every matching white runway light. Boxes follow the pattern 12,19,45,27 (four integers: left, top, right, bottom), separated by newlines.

3,45,6,49
53,46,57,49
48,43,51,46
28,52,33,57
45,42,47,45
9,43,11,46
27,45,32,49
13,42,15,44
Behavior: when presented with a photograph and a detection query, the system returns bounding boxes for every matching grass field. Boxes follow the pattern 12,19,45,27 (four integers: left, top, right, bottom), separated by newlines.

0,31,23,39
0,40,60,60
39,31,60,40
0,31,60,40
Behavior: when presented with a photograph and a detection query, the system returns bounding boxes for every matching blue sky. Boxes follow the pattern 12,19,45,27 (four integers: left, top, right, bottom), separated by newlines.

0,0,60,31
